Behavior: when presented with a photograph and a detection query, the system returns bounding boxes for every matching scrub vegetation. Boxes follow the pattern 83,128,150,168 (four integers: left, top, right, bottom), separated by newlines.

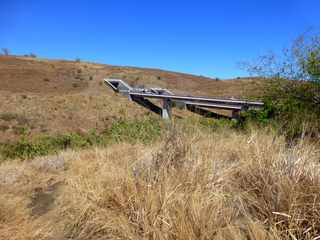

0,32,319,239
1,124,320,239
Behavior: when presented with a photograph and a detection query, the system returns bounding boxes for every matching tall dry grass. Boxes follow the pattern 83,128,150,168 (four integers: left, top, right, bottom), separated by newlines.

0,126,319,239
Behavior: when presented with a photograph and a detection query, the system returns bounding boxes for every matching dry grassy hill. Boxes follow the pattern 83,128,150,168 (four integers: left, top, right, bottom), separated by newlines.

0,56,261,142
1,56,319,240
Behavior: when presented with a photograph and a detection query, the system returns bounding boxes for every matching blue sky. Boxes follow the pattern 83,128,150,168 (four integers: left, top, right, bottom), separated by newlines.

1,0,319,78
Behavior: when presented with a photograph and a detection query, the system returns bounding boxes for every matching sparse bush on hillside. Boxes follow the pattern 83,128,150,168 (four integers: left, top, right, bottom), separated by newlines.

0,125,9,132
72,82,79,88
0,113,29,126
1,48,10,56
29,53,37,58
75,58,81,63
22,53,37,58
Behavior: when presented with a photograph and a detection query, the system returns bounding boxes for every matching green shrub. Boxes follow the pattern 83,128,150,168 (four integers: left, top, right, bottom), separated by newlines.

105,118,162,144
1,139,50,160
242,32,320,139
0,119,163,160
241,101,275,124
198,118,239,131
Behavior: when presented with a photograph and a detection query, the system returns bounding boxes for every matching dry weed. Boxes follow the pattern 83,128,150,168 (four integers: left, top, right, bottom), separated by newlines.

0,129,319,239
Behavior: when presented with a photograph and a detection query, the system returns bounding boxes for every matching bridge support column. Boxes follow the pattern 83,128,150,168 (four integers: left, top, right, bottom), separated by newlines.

162,99,172,119
231,110,240,119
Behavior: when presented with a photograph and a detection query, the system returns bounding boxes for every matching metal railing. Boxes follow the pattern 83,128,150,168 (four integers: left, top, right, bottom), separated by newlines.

104,79,264,119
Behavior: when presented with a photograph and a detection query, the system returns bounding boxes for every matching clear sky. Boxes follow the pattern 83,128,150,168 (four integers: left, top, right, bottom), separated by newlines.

1,0,319,78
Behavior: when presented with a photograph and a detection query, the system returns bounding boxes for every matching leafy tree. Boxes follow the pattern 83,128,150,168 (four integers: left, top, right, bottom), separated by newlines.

244,32,319,82
242,31,320,139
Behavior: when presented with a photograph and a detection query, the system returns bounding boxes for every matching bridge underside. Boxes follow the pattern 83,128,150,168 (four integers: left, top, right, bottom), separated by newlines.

104,79,263,120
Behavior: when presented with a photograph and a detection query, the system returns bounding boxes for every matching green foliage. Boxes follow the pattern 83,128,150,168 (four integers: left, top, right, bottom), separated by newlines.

242,32,320,139
294,34,320,82
304,48,320,81
173,117,242,136
198,118,239,130
0,119,162,160
105,118,162,144
1,138,50,160
242,101,276,124
243,32,320,82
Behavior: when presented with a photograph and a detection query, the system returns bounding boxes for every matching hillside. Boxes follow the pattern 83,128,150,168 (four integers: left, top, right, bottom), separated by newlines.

1,57,319,240
0,56,261,142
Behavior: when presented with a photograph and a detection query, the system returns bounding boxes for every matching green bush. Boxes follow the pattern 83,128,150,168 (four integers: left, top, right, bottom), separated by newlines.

198,118,239,131
105,118,162,144
242,32,320,139
0,119,163,160
241,101,275,124
1,139,49,160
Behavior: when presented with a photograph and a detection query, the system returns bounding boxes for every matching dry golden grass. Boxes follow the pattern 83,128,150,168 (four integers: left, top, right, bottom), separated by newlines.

0,91,150,142
0,56,262,142
0,126,319,239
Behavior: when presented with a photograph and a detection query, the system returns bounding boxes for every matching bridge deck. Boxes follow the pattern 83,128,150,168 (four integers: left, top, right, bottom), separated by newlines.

104,78,264,119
